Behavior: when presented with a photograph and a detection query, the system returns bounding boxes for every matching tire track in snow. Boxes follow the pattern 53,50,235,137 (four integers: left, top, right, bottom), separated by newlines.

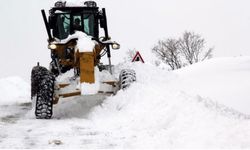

0,102,32,148
0,96,121,148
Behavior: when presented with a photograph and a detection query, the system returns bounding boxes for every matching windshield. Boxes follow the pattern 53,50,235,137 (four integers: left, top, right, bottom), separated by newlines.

52,13,95,40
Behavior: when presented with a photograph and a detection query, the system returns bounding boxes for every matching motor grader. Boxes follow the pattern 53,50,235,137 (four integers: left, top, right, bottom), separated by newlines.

31,1,136,119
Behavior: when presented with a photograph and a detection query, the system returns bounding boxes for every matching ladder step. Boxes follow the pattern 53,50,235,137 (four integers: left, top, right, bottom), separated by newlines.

58,84,70,88
59,91,81,98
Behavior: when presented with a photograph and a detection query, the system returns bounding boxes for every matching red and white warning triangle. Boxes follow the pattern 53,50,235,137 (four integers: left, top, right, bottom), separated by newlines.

132,51,144,63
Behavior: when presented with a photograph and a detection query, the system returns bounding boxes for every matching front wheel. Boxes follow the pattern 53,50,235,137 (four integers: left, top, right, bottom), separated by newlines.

31,66,55,119
119,69,136,89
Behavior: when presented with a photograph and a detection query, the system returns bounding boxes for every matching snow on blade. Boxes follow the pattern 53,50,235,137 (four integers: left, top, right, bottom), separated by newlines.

81,83,99,95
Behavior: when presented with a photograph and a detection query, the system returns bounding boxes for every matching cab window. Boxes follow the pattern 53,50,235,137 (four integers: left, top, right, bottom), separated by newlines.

53,14,70,39
52,13,95,39
83,14,94,36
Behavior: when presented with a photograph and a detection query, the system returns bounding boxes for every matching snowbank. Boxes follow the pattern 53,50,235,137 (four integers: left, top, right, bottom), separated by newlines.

89,57,250,148
0,76,30,105
174,56,250,114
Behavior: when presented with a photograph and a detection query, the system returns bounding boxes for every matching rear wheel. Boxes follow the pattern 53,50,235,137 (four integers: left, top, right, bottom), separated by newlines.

119,69,136,89
31,66,55,119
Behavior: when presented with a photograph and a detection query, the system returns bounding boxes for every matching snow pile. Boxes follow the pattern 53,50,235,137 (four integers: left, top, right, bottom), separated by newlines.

173,56,250,114
0,76,30,105
89,57,250,148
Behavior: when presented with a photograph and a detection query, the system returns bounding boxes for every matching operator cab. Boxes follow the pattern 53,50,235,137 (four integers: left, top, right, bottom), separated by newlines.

49,1,100,40
42,1,119,76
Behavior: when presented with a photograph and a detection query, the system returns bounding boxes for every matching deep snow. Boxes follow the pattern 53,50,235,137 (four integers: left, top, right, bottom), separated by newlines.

174,56,250,114
1,56,250,148
0,76,30,105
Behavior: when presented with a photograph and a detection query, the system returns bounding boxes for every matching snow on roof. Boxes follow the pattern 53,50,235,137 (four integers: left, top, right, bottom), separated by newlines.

54,0,87,7
65,1,85,7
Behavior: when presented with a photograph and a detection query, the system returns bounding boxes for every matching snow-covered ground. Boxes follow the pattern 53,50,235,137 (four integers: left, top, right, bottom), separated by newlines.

1,56,250,148
0,77,30,105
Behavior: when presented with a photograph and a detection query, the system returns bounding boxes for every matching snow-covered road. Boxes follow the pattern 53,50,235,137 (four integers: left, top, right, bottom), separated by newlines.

0,97,121,149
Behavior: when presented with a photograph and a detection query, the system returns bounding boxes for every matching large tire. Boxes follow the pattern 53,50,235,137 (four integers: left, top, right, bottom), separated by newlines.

31,66,55,119
119,69,136,89
31,66,48,98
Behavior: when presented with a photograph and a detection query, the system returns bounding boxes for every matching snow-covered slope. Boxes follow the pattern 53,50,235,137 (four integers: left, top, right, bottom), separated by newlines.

174,56,250,114
0,76,30,105
1,56,250,148
89,56,250,148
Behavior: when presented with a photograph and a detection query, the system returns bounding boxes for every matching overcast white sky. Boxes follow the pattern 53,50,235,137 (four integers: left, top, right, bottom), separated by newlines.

1,0,250,81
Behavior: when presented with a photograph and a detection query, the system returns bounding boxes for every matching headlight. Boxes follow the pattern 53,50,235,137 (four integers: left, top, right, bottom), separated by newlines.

48,44,57,50
111,42,120,50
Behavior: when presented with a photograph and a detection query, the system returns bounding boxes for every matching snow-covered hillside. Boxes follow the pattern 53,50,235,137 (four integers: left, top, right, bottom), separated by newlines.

0,77,30,105
174,56,250,114
1,56,250,148
90,56,250,148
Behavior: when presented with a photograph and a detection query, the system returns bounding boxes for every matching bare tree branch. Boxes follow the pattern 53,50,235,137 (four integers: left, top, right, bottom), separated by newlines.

179,31,213,65
152,31,214,69
152,38,182,70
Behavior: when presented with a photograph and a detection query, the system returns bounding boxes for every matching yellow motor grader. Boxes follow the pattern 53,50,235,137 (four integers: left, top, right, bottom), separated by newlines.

31,1,136,119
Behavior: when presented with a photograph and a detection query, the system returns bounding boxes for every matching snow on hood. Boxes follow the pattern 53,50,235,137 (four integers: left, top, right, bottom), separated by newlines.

54,31,96,52
0,76,30,105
